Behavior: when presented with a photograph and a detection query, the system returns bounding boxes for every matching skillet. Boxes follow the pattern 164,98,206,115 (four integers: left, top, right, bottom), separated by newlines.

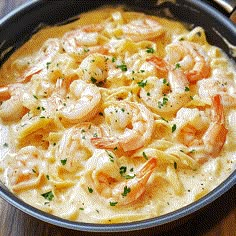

0,0,235,233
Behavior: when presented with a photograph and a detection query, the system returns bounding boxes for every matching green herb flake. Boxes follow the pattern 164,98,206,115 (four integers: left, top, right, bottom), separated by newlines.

88,187,93,193
185,87,190,91
110,201,118,206
174,161,177,169
46,62,51,69
84,48,90,53
60,158,67,165
137,80,147,88
32,169,36,173
146,47,155,53
90,77,97,84
46,175,50,180
41,191,54,201
121,186,131,197
142,151,148,160
172,124,177,133
79,207,84,210
116,64,127,72
3,143,8,147
119,166,127,175
106,150,114,162
124,174,136,179
112,57,116,62
175,63,181,70
33,95,38,100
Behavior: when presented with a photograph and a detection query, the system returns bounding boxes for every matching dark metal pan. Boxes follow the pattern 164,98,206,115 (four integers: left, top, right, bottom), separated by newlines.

0,0,235,233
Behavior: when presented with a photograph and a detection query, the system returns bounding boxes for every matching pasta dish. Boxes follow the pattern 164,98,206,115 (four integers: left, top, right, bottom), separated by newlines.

0,7,235,223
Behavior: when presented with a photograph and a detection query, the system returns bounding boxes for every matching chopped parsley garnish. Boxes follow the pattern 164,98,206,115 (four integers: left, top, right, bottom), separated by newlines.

158,96,168,109
137,80,147,88
110,201,118,206
41,191,54,201
46,62,51,69
142,151,148,160
146,47,155,53
119,166,127,175
88,187,93,193
112,57,116,62
84,48,90,52
172,124,177,133
175,63,181,69
46,175,50,180
122,186,131,197
185,87,190,91
33,95,38,99
32,169,36,173
190,149,196,153
106,150,114,162
174,161,177,169
124,174,136,179
60,158,67,165
3,143,8,147
116,64,127,72
90,77,97,84
79,207,84,210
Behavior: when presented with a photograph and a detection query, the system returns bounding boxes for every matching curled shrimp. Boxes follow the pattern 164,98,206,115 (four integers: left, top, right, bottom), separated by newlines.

86,150,157,206
141,57,191,114
165,41,211,83
91,102,154,152
17,38,61,83
197,76,236,107
5,146,47,191
58,80,101,123
55,123,102,172
77,53,109,85
0,84,28,121
176,94,228,161
121,17,164,42
62,24,108,56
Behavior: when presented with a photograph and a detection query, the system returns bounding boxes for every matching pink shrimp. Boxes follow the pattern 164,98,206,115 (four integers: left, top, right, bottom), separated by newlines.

179,94,228,160
93,157,157,206
165,41,211,83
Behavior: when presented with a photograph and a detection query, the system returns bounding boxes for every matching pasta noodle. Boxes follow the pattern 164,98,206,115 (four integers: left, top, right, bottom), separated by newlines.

0,7,235,223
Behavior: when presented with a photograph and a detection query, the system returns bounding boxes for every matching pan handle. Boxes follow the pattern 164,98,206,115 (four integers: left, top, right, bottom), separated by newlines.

211,0,236,22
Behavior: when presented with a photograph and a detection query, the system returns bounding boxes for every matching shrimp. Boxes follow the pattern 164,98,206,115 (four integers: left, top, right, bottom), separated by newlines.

177,95,228,161
197,76,236,107
87,150,157,205
62,24,108,56
141,57,191,114
5,146,47,191
77,53,109,85
0,83,28,121
58,80,101,123
165,41,211,83
91,102,154,152
18,38,61,83
121,17,164,42
55,123,102,172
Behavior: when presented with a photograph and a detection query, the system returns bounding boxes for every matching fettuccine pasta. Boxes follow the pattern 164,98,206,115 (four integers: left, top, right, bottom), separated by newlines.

0,7,235,223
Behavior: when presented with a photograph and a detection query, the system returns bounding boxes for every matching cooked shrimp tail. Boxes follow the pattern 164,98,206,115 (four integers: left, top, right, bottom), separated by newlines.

0,86,10,101
203,94,228,157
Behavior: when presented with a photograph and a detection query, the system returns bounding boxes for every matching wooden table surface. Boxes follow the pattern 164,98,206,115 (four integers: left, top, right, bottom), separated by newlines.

0,1,235,236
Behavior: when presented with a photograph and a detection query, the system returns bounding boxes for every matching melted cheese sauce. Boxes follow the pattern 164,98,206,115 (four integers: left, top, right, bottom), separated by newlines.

0,7,235,223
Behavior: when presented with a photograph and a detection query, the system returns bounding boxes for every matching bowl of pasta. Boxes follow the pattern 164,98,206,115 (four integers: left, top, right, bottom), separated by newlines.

0,0,235,233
